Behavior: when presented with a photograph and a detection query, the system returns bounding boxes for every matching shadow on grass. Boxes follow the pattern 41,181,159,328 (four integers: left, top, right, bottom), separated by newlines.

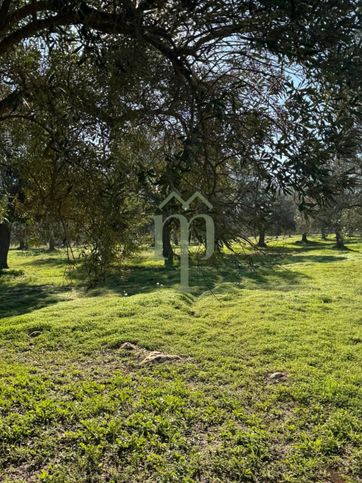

0,276,71,319
294,241,353,253
3,238,358,307
269,240,332,253
264,238,352,257
9,247,56,257
23,257,71,267
264,252,348,265
83,251,312,298
95,237,357,296
294,240,327,246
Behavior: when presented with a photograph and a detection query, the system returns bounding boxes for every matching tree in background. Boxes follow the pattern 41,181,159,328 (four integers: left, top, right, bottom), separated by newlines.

0,1,360,277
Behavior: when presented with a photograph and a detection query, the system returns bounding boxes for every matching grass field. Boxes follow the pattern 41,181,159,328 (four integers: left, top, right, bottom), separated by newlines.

0,237,361,482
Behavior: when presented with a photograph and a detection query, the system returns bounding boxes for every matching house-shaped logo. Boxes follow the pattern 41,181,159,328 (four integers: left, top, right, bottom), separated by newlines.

159,191,213,210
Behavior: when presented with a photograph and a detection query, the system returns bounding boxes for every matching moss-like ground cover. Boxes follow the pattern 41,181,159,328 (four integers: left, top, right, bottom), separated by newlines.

0,237,361,482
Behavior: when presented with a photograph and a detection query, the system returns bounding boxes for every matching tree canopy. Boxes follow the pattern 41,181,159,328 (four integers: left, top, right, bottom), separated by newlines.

0,0,361,274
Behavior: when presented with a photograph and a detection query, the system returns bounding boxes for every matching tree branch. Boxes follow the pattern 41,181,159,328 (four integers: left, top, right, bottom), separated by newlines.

0,89,22,117
1,1,54,32
0,0,12,20
0,2,143,56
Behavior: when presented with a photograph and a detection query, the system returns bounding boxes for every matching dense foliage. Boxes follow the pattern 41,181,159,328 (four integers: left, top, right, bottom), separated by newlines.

0,0,361,274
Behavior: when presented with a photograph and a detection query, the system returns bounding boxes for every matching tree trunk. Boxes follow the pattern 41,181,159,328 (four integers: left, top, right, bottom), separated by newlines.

48,231,56,251
0,222,11,269
257,230,267,248
321,228,327,241
301,232,308,243
335,229,345,249
18,237,28,250
162,220,174,267
17,224,28,250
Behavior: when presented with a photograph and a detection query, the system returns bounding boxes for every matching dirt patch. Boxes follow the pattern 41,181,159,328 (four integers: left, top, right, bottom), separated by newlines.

120,341,184,365
267,371,288,383
326,469,346,483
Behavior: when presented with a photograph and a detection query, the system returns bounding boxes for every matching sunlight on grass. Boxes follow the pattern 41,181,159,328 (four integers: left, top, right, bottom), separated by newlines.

0,236,361,481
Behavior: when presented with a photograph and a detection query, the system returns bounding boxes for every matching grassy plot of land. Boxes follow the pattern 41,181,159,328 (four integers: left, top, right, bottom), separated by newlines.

0,237,361,482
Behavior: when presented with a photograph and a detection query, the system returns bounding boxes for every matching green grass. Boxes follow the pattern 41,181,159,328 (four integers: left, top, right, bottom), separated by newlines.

0,237,361,482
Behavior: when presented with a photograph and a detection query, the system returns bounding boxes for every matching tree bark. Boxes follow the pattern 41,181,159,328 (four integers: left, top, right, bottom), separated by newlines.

321,228,327,240
0,222,11,269
257,230,267,248
17,238,28,250
48,234,56,251
301,232,308,243
335,229,345,249
17,224,28,250
162,220,174,267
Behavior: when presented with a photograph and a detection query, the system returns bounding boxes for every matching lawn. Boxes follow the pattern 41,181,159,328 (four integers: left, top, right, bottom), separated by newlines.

0,237,361,482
